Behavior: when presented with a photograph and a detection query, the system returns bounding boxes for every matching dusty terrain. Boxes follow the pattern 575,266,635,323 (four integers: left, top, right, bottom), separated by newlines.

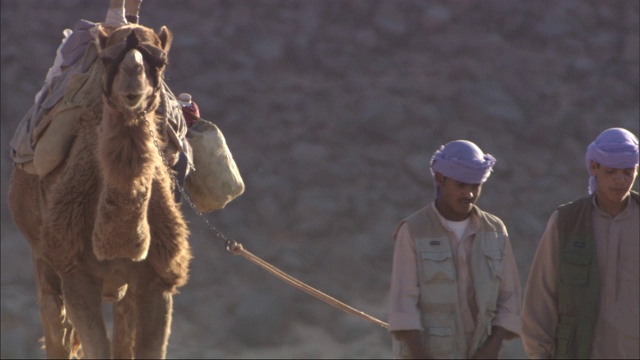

1,0,638,358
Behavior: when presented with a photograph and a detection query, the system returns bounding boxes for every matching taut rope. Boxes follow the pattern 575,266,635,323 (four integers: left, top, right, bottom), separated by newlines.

143,115,389,330
226,240,389,329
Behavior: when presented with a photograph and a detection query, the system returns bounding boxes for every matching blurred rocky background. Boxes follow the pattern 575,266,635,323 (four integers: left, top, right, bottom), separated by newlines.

1,0,638,358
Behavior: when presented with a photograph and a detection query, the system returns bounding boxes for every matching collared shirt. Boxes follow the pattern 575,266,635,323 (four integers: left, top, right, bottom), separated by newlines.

388,202,522,344
522,196,640,359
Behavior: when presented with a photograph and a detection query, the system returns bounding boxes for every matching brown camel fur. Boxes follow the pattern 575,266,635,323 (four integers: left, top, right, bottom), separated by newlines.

8,24,192,359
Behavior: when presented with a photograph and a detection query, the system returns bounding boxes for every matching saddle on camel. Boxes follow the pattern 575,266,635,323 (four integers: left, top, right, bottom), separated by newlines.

9,0,244,212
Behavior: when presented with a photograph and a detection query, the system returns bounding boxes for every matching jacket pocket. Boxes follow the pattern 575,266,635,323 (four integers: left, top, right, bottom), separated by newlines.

483,248,504,279
560,252,591,285
420,250,455,283
426,326,454,356
554,315,576,358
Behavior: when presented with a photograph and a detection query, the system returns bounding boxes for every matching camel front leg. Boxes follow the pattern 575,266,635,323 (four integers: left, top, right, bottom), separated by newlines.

32,256,78,359
112,291,136,359
132,270,173,359
61,270,110,359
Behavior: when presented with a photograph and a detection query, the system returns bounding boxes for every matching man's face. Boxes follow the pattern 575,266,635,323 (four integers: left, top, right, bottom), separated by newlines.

435,172,482,221
591,161,638,204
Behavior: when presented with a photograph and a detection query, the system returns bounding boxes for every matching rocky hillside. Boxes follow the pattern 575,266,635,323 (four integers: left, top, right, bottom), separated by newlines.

1,0,638,358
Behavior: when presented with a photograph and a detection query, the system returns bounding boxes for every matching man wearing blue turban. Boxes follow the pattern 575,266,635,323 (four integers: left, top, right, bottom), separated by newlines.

388,140,522,359
522,127,639,359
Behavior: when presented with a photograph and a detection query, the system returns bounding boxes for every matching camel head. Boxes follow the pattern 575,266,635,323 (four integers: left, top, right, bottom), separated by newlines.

97,24,172,119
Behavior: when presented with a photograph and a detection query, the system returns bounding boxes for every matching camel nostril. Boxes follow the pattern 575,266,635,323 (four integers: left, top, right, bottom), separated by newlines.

126,94,139,101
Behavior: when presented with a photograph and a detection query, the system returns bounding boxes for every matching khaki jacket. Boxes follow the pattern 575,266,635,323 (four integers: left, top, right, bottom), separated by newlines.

393,205,507,359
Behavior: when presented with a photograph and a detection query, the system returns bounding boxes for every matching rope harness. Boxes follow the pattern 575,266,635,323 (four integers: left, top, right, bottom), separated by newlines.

140,114,389,330
101,29,166,99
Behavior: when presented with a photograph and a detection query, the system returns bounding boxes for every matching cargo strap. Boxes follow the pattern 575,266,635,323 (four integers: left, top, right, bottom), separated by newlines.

173,151,189,203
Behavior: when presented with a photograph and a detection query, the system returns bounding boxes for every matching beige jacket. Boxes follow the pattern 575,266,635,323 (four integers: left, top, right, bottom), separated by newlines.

388,202,522,358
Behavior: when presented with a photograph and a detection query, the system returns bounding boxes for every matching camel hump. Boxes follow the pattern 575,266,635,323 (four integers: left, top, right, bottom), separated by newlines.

9,20,98,173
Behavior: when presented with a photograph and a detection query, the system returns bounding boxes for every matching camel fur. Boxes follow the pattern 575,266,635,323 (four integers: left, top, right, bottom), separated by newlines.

8,23,192,359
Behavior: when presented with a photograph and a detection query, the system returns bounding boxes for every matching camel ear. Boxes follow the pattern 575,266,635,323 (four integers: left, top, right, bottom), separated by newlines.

157,26,172,53
96,24,110,50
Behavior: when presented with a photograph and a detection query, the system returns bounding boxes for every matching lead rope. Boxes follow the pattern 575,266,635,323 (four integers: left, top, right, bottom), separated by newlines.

142,115,389,330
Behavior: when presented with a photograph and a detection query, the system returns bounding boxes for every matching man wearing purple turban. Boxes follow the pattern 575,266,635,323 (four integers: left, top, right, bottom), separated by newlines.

388,140,522,359
522,127,639,359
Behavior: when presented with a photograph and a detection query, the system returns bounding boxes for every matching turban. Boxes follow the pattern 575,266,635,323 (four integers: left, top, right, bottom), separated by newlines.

430,140,496,197
586,127,639,194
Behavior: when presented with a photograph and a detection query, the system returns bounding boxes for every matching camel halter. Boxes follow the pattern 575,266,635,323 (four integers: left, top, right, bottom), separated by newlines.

102,29,166,100
142,116,389,330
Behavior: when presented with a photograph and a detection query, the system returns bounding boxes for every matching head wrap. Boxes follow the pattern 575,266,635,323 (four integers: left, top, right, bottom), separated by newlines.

585,127,639,194
430,140,497,197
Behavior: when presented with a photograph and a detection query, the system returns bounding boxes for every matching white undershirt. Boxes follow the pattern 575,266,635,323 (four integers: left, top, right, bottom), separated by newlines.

445,217,470,241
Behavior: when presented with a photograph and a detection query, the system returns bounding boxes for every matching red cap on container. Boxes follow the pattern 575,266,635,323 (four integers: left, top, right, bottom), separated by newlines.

177,93,200,127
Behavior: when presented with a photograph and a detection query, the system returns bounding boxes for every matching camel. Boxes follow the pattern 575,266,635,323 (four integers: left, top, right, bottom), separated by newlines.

8,23,192,359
